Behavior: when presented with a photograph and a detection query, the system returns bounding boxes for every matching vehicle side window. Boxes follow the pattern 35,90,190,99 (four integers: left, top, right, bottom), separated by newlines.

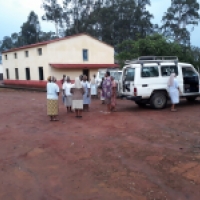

141,66,159,78
161,65,178,76
182,67,198,77
124,68,135,81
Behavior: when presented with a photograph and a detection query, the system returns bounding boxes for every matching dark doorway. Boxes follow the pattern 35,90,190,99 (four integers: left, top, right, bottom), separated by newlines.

83,69,89,80
0,74,3,80
15,68,19,80
25,68,31,80
38,67,44,80
6,68,9,79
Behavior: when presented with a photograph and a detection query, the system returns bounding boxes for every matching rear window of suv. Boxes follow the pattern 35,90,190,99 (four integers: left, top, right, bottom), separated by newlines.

161,65,178,76
124,68,135,81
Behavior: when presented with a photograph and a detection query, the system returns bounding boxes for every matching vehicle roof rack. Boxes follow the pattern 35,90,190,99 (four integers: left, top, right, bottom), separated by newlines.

125,56,179,65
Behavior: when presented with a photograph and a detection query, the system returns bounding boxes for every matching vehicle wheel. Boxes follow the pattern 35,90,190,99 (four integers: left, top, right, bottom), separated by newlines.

150,92,167,109
186,96,197,102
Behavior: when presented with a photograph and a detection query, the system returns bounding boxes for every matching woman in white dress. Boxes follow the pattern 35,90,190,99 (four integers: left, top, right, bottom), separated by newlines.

70,77,84,118
82,75,91,111
90,75,97,98
168,73,181,112
62,76,73,112
46,76,60,121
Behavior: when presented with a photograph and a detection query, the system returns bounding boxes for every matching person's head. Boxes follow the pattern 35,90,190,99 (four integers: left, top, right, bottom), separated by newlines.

63,75,66,79
47,76,51,82
66,76,70,83
106,71,110,77
51,76,56,83
79,75,83,81
83,75,87,81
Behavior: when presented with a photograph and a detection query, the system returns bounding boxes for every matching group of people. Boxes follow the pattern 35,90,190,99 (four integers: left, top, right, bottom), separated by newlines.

46,71,117,121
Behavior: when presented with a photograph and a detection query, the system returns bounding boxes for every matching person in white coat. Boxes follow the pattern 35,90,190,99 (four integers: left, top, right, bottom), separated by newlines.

168,73,181,112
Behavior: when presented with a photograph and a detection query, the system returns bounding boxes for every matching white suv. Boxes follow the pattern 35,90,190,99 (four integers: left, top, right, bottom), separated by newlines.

119,56,200,109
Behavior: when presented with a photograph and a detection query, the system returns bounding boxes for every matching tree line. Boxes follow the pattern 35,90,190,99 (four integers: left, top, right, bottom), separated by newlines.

0,0,200,67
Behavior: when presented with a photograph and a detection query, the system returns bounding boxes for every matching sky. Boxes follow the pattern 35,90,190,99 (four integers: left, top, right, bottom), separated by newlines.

0,0,200,47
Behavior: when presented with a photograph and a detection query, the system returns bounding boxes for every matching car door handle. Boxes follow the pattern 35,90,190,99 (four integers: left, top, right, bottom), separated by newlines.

142,84,148,87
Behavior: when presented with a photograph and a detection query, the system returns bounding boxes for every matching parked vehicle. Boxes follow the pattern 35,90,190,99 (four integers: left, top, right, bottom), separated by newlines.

119,56,200,109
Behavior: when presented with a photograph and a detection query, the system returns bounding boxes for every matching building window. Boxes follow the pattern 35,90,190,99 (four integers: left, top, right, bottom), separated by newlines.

38,48,42,56
83,49,88,61
25,68,31,80
6,68,9,79
38,67,44,80
14,53,17,59
15,68,19,80
25,51,29,57
5,55,7,60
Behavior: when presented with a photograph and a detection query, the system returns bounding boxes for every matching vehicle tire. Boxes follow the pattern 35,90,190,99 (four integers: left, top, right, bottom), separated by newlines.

186,96,197,102
150,92,167,109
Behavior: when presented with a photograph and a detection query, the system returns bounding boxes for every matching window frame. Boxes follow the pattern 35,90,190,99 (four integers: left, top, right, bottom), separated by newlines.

38,48,42,56
5,55,7,60
83,49,88,61
141,65,159,78
14,53,17,59
160,64,178,77
25,51,29,57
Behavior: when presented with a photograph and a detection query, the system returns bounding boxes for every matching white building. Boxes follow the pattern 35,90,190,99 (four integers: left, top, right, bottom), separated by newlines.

2,33,118,88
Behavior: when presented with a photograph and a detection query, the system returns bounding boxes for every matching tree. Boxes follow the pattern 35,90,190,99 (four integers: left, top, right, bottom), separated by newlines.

42,0,63,37
161,0,200,45
115,34,200,67
21,11,41,45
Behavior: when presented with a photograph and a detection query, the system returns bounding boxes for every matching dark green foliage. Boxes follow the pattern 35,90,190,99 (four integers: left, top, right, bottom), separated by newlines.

116,34,200,68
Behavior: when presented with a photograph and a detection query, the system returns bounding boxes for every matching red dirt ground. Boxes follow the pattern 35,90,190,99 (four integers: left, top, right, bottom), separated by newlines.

0,88,200,200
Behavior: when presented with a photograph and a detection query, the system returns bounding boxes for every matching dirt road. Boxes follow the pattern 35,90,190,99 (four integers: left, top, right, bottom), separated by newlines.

0,89,200,200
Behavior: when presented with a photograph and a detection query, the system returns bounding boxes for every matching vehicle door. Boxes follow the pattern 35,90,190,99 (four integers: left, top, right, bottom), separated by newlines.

137,63,160,98
122,67,135,96
181,65,199,95
160,63,182,94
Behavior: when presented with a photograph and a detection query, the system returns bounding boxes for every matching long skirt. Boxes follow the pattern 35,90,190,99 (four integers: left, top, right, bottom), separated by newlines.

111,94,116,107
72,100,83,110
65,96,72,107
47,99,59,116
169,90,179,104
100,89,105,100
91,84,97,95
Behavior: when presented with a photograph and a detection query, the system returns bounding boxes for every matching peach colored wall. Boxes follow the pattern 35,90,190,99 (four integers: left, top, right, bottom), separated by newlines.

2,35,114,82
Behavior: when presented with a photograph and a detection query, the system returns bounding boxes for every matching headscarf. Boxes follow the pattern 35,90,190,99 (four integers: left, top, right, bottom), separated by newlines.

47,76,51,82
168,73,176,87
74,77,82,88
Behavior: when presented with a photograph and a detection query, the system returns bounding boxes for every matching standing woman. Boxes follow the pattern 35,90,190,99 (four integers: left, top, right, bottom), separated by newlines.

90,74,97,99
47,76,60,121
82,75,91,111
71,77,84,118
168,73,181,112
111,76,117,111
99,77,105,104
102,71,112,113
62,76,73,112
